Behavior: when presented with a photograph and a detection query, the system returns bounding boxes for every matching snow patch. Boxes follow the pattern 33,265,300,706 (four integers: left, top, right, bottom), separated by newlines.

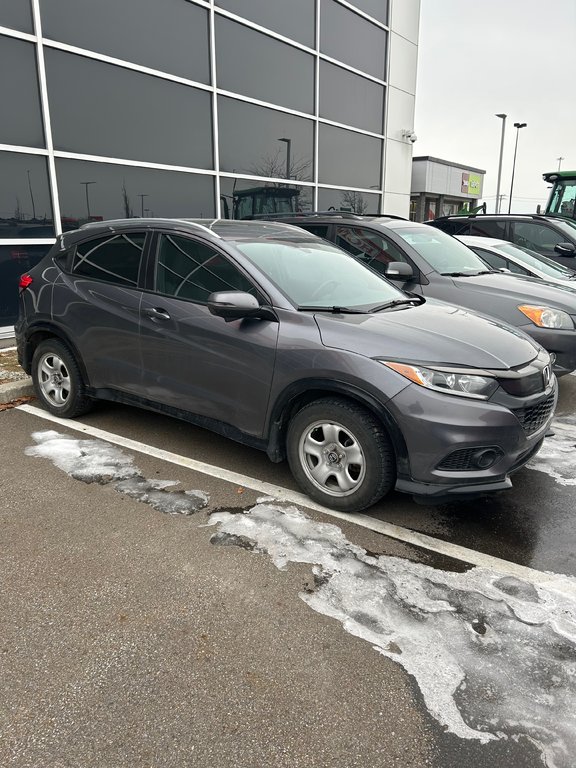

527,416,576,485
210,503,576,768
26,431,209,514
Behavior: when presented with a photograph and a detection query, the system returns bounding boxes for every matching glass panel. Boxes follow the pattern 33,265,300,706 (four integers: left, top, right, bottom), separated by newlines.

318,125,382,188
319,60,384,133
56,159,215,229
73,233,145,286
468,220,507,237
156,234,258,302
320,0,387,79
335,225,409,276
0,244,53,326
473,248,506,271
347,0,388,24
511,221,566,256
219,178,313,219
218,97,314,181
45,49,213,168
0,37,44,147
215,0,315,47
0,152,55,237
0,0,33,33
41,0,210,83
216,17,314,113
318,187,381,214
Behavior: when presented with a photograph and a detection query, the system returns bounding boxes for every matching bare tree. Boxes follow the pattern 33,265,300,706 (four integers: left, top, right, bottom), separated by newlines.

340,191,368,214
248,149,312,185
121,180,134,218
14,197,23,221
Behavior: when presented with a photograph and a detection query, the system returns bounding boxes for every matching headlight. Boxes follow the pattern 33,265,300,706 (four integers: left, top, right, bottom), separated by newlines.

382,361,498,400
518,305,574,329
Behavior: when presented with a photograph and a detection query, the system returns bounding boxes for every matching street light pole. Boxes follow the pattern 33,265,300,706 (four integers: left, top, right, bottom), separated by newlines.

138,194,149,217
557,156,565,171
278,137,291,180
80,181,96,218
508,122,527,214
495,114,506,213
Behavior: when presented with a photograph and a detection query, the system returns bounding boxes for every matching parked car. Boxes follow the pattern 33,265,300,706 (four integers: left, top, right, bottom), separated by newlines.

426,213,576,268
16,219,557,512
456,235,576,285
261,213,576,377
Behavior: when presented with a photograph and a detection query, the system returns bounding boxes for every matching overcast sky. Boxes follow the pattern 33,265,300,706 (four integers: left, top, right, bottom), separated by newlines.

414,0,576,213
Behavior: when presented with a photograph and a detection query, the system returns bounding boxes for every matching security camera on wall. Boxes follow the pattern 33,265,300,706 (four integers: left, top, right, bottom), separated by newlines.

402,129,418,143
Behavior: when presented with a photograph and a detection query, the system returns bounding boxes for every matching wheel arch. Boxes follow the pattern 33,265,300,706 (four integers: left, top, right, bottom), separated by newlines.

265,378,409,475
22,323,89,385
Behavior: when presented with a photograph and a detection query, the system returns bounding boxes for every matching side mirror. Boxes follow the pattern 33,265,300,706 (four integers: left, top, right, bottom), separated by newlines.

554,242,576,256
207,291,275,322
386,261,414,280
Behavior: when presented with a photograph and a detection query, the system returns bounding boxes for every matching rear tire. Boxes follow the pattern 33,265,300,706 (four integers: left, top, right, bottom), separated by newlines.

286,397,395,513
32,339,93,418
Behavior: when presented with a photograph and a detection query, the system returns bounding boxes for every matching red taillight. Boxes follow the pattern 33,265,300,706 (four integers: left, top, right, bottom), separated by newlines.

19,274,33,291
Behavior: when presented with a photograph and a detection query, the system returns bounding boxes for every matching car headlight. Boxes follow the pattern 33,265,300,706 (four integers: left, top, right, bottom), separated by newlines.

518,305,574,329
381,361,498,400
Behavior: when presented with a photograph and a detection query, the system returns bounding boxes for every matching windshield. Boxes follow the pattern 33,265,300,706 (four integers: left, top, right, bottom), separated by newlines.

394,227,488,274
235,240,406,309
547,179,576,220
497,242,576,279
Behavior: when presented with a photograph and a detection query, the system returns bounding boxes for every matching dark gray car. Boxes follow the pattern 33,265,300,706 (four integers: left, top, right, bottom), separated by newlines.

267,214,576,377
16,218,557,512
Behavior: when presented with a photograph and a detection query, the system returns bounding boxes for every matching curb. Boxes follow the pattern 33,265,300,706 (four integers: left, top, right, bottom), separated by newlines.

0,377,35,404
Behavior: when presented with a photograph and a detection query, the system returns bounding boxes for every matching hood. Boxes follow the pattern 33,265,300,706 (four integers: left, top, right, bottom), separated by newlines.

315,301,540,370
451,272,576,310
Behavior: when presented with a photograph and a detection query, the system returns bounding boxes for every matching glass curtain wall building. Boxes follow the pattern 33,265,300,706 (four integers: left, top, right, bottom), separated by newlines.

0,0,420,334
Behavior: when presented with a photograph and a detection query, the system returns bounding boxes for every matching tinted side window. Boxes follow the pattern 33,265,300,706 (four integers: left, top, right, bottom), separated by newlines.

156,235,258,303
468,220,507,238
303,225,330,239
432,220,468,235
73,233,145,286
511,222,565,255
335,226,409,276
472,248,506,270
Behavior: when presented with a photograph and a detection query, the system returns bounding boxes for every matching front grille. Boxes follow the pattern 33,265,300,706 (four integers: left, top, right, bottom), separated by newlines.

497,370,545,397
512,392,556,435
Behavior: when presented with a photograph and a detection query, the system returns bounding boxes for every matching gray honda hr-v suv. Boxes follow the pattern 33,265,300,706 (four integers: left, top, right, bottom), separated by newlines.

16,219,556,512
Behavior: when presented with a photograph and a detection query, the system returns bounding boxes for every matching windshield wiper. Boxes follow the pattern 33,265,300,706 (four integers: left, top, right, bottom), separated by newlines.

369,297,422,312
441,270,495,277
298,305,368,314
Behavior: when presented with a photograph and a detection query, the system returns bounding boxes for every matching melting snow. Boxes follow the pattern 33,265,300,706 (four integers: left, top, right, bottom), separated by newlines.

527,416,576,485
26,431,209,515
210,503,576,768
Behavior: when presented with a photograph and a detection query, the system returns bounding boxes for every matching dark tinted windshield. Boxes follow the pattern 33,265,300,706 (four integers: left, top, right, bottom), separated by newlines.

236,240,406,308
394,227,488,274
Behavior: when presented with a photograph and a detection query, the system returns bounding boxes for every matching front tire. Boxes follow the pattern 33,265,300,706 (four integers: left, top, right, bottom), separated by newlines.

286,398,395,513
32,339,93,418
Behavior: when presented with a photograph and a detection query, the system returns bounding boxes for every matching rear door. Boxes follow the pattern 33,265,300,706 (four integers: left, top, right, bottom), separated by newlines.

54,230,148,392
139,231,279,437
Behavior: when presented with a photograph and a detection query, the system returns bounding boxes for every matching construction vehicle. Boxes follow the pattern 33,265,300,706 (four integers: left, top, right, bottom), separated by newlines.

543,170,576,222
220,185,301,219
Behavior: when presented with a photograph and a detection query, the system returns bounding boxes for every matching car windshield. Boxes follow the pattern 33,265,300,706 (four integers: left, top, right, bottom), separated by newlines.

394,227,489,274
496,243,576,279
235,240,407,309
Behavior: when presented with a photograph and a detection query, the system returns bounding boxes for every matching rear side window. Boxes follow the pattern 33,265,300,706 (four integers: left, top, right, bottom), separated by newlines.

431,220,468,235
468,220,507,238
73,232,145,286
155,234,259,303
473,247,530,275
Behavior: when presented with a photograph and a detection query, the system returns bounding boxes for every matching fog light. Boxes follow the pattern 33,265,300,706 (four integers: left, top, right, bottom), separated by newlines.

472,448,501,469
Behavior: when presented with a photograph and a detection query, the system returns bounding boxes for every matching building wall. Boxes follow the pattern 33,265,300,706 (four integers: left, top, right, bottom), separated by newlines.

0,0,420,332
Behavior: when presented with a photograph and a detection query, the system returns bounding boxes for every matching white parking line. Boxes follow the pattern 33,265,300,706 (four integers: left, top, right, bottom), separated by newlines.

17,402,576,598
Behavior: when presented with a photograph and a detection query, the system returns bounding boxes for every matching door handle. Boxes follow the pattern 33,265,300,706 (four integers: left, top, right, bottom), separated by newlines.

143,307,171,321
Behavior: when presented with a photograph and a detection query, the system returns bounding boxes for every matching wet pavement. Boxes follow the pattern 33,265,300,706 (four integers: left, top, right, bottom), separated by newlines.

1,376,575,767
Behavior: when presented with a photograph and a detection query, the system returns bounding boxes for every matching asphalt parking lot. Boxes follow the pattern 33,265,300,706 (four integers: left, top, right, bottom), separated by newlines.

1,366,575,768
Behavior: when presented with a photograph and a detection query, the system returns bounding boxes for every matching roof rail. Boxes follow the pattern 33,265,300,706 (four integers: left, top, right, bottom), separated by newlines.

249,210,407,221
79,217,222,238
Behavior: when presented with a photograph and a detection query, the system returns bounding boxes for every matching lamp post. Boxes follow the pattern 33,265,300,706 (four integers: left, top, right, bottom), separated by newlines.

557,156,564,171
80,181,96,218
138,194,149,217
27,170,37,220
494,114,506,213
508,122,527,214
278,137,291,180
